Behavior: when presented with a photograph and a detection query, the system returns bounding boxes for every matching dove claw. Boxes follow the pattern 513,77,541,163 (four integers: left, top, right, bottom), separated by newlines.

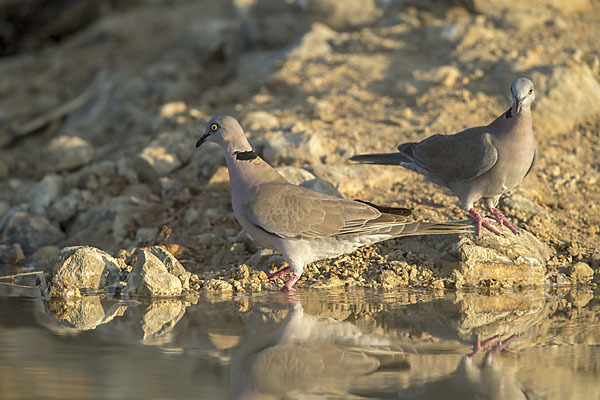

488,207,520,234
469,209,502,236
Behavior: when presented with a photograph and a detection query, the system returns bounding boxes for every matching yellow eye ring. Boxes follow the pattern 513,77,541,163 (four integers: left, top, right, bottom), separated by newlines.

210,123,218,132
529,88,534,94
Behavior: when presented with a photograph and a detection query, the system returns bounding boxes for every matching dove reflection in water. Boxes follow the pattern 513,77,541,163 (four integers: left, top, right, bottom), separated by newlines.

229,299,407,399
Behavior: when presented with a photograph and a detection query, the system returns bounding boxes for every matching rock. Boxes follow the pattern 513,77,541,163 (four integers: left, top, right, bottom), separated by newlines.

203,278,234,292
307,0,382,31
133,130,193,182
568,262,594,284
135,227,159,244
275,166,317,184
133,145,182,183
0,159,9,180
501,193,547,216
0,200,9,220
531,63,600,134
65,196,145,251
241,111,280,132
147,246,190,290
299,178,342,197
183,208,201,225
47,188,94,223
0,243,25,265
399,227,553,286
414,65,461,87
46,246,122,298
39,135,95,173
308,165,367,195
29,245,60,266
463,0,592,15
286,23,336,61
27,174,63,216
261,130,329,165
42,297,127,332
138,300,187,343
0,208,65,255
125,248,183,297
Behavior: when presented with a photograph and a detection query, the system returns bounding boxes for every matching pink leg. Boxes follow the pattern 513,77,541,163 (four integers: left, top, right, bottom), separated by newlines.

488,207,519,234
282,274,300,292
468,209,501,236
468,335,499,358
488,334,517,355
267,266,292,281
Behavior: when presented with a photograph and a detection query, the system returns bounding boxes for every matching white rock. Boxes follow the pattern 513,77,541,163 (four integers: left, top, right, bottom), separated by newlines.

241,111,280,132
532,63,600,134
46,246,122,298
125,248,183,297
39,135,95,173
28,174,63,216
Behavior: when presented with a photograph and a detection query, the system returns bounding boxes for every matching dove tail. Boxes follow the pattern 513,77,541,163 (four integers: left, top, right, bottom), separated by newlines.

349,152,409,165
394,221,472,237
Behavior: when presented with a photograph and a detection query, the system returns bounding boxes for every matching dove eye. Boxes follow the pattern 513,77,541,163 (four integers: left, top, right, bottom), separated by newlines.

528,88,533,94
210,123,219,132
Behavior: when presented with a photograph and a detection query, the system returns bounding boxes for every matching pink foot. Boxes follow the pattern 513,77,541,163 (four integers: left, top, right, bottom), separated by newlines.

468,335,499,358
468,209,501,236
282,274,299,292
488,207,519,234
267,266,292,281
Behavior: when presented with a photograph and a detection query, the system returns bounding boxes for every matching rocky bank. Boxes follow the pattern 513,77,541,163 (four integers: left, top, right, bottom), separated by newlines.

0,0,599,295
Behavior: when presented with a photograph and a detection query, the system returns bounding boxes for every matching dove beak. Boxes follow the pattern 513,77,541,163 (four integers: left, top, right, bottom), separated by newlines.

196,133,211,148
512,93,523,114
515,97,524,113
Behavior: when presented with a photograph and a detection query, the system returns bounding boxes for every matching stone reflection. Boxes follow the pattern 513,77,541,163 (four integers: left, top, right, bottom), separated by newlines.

35,295,189,345
230,297,407,399
35,296,126,334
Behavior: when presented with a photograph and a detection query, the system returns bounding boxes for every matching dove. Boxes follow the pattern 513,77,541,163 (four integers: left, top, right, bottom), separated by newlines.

350,78,537,236
230,300,405,399
196,116,470,291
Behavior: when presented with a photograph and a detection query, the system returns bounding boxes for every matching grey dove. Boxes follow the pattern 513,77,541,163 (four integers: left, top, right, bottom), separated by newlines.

230,301,405,399
196,116,470,291
350,78,536,236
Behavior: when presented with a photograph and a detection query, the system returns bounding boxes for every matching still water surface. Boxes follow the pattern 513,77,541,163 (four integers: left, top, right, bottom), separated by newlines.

1,284,598,399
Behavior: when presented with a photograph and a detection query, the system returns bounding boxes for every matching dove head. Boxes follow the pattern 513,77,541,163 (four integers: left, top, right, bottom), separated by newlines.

510,78,535,114
196,116,253,153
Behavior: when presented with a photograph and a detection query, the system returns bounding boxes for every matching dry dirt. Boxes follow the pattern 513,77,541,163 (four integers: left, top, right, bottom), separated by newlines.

0,0,599,291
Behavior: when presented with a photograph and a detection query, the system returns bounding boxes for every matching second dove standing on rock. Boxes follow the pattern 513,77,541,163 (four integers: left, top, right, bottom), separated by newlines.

351,78,537,236
196,116,470,291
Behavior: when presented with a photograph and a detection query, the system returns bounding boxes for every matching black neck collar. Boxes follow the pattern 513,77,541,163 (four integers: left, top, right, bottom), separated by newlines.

234,150,258,161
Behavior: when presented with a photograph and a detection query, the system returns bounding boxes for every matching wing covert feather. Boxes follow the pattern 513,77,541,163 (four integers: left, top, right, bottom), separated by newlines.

410,127,499,182
245,183,412,239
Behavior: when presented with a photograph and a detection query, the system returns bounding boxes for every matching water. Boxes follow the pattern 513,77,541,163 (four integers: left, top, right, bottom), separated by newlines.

1,284,599,399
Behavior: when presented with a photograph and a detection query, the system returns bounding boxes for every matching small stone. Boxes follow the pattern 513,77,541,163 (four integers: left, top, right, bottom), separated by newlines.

184,208,201,225
261,130,329,165
125,248,183,297
39,135,95,173
308,0,381,31
147,246,190,290
29,245,60,266
568,262,594,284
135,227,159,244
241,111,280,132
299,178,342,197
46,246,122,298
0,208,65,255
28,174,63,216
275,166,316,185
133,145,182,183
0,243,25,265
